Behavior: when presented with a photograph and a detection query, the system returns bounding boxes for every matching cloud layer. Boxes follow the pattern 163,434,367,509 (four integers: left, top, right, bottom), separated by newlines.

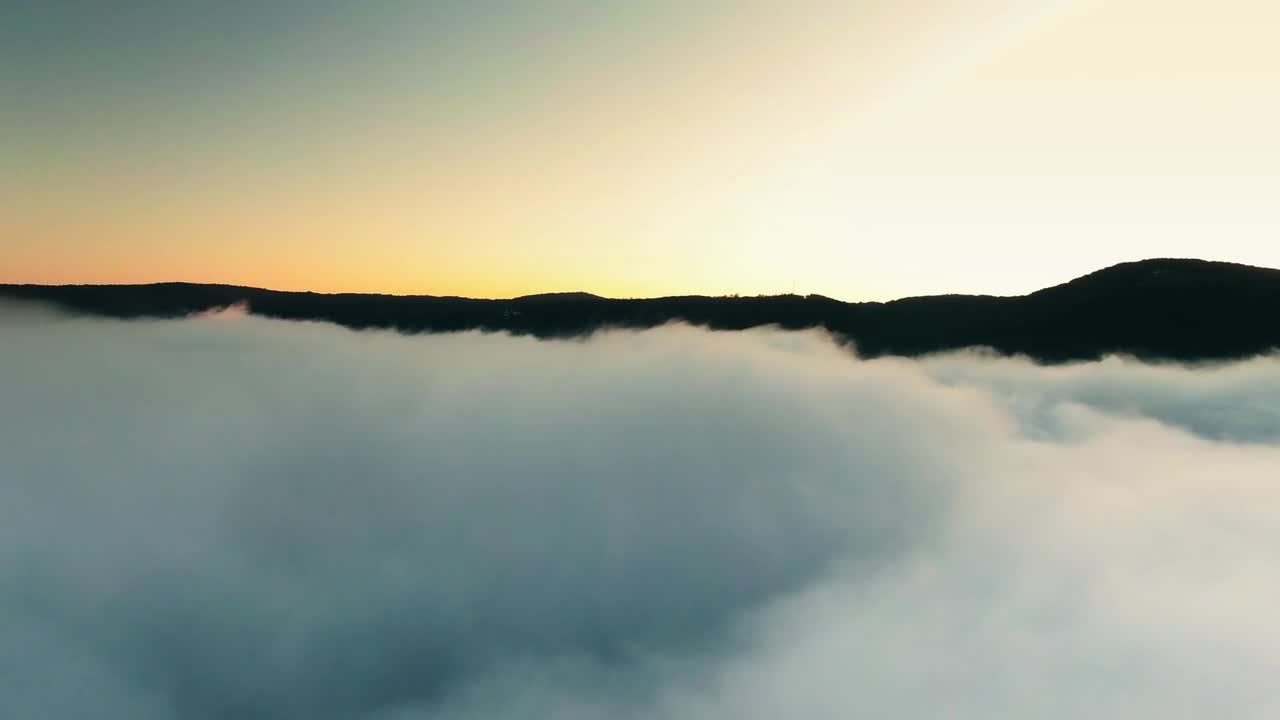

3,305,1280,718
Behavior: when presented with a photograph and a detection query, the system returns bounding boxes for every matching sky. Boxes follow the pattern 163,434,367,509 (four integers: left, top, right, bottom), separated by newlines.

4,0,1279,300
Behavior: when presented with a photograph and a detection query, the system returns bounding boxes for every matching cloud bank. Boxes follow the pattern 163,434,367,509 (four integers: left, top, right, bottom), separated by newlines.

2,304,1279,718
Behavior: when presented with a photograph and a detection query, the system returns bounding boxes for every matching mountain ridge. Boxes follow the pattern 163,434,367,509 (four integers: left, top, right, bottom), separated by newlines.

5,258,1279,363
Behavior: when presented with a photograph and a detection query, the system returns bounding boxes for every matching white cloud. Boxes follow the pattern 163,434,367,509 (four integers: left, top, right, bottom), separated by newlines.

2,305,1279,718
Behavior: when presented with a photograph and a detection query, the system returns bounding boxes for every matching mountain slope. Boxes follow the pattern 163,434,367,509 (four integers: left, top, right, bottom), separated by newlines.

4,259,1279,362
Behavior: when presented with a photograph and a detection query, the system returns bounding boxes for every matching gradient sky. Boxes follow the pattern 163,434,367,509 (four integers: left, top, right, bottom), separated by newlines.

5,0,1278,299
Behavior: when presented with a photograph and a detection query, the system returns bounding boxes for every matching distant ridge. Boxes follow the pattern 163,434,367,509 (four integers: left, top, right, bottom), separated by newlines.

1030,258,1280,299
5,258,1280,363
513,291,605,302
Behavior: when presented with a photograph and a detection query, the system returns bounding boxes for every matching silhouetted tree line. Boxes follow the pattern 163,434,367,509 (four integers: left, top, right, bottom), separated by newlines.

5,258,1280,363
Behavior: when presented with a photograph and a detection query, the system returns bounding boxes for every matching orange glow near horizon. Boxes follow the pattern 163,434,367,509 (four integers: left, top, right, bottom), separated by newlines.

6,1,1280,300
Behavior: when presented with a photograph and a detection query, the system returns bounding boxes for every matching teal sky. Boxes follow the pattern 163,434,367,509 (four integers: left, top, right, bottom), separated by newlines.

8,2,726,186
6,1,1279,298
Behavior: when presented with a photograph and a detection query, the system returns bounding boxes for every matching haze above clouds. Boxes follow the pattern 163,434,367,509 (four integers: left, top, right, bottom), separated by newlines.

3,305,1280,718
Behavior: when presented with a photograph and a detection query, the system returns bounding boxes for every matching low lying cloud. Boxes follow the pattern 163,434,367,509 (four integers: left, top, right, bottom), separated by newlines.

2,304,1279,719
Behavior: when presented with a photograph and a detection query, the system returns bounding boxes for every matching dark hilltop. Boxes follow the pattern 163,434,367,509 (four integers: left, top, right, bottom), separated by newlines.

5,258,1280,363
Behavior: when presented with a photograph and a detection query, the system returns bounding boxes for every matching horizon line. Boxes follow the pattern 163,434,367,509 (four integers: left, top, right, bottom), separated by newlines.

0,257,1266,304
